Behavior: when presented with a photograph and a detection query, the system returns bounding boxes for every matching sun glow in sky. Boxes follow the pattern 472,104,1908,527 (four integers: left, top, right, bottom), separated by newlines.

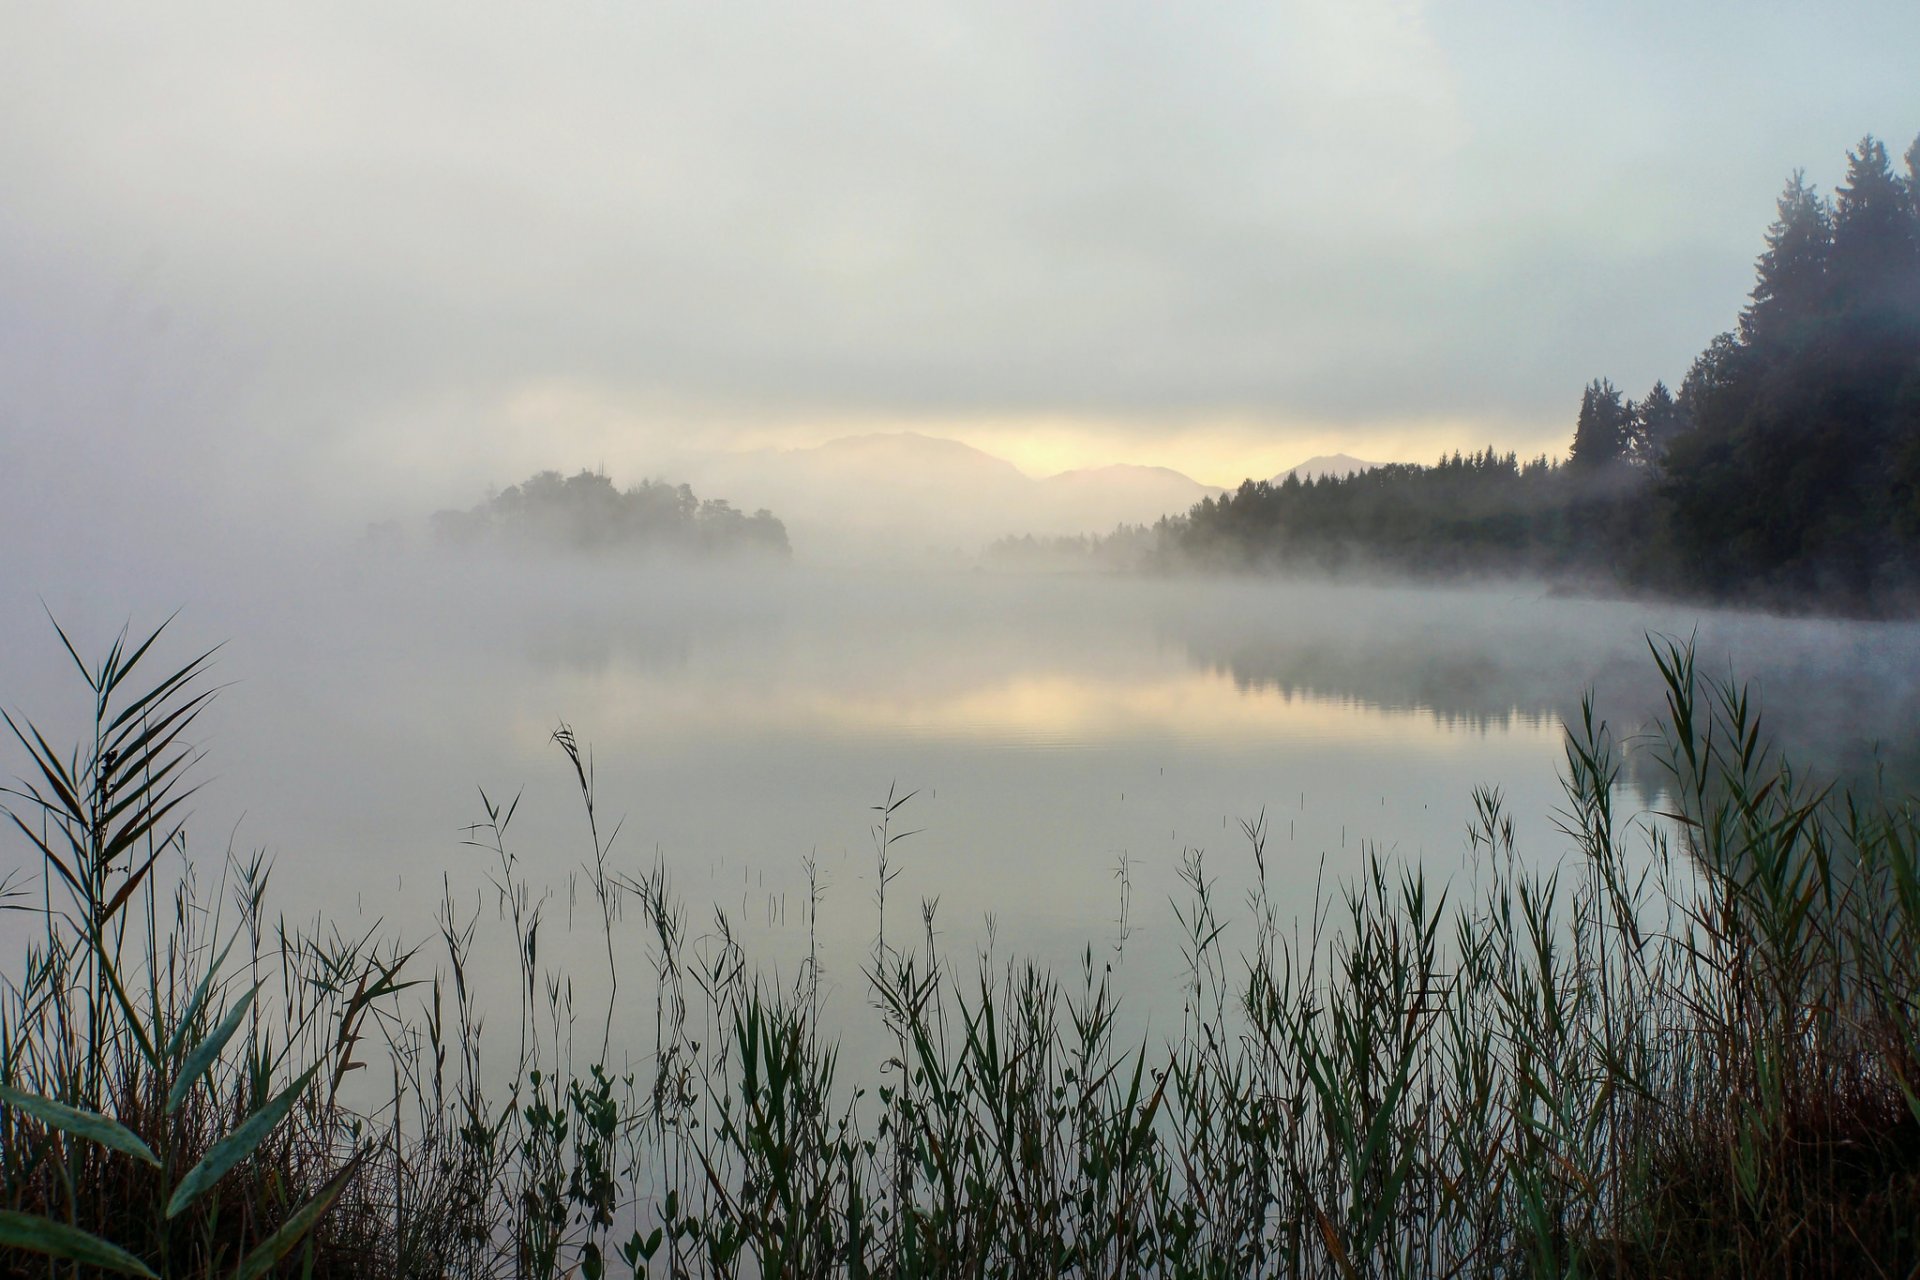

850,414,1548,486
2,1,1916,533
473,391,1533,491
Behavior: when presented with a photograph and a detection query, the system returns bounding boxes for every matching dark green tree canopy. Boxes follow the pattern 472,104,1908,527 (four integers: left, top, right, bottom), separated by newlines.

1830,135,1920,319
1630,380,1687,470
1741,170,1832,348
1569,379,1631,471
1158,125,1920,612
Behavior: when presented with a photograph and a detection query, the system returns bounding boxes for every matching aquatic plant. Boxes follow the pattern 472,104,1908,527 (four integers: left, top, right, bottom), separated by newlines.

3,619,1918,1276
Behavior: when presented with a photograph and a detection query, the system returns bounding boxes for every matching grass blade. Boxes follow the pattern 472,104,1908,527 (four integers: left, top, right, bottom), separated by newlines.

167,982,260,1114
165,934,239,1061
0,1210,158,1278
167,1061,321,1218
236,1149,364,1280
0,1084,160,1167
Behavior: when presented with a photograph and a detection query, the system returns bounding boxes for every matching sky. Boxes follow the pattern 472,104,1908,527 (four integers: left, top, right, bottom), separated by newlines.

2,0,1917,536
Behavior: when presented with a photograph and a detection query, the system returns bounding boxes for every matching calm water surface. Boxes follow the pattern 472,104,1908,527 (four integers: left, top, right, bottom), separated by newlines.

5,557,1917,1060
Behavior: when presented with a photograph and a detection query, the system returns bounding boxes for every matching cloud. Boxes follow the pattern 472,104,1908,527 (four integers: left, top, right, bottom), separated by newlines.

1,0,1916,529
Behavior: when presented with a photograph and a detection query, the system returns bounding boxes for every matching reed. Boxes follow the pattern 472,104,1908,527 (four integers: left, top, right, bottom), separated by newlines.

3,619,1918,1277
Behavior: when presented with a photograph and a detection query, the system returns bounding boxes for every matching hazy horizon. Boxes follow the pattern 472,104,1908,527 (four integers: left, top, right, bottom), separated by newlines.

5,9,1919,1267
6,3,1920,562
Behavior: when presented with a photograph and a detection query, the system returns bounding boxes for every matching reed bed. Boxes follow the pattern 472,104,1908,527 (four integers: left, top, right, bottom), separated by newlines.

2,618,1918,1277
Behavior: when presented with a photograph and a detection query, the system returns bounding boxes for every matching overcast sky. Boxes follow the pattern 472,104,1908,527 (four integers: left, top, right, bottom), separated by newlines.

3,0,1917,533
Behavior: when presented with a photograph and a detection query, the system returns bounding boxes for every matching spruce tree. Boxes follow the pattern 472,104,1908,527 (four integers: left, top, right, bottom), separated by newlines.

1740,170,1832,347
1905,134,1920,312
1631,380,1687,469
1569,378,1630,471
1831,135,1920,319
1909,134,1920,218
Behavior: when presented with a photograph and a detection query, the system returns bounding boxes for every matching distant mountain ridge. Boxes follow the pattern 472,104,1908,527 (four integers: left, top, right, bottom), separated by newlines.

680,432,1227,561
1034,462,1220,532
1270,453,1386,485
667,433,1392,563
803,432,1031,484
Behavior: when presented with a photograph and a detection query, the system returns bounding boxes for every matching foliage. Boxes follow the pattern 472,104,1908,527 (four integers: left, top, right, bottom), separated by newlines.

1162,129,1920,612
1570,379,1633,472
1168,447,1626,581
430,469,790,561
0,617,406,1277
8,617,1920,1276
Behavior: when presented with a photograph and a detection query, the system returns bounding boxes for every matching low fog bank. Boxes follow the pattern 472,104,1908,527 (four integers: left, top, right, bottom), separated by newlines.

2,552,1914,1035
17,541,1914,709
1158,580,1920,796
3,547,1914,821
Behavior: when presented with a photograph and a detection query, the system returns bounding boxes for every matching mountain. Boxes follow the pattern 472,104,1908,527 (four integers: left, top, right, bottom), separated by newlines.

677,433,1217,563
688,433,1028,556
1035,464,1220,534
1269,453,1385,485
798,432,1033,488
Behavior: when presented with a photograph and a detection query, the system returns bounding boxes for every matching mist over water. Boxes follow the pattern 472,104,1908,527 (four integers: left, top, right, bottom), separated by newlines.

5,543,1914,1062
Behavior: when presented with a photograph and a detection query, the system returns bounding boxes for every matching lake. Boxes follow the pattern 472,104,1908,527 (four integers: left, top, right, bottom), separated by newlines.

4,553,1918,1066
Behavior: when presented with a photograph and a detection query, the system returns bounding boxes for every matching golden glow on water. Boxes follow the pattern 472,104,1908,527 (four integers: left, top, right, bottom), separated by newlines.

815,671,1561,748
525,664,1562,753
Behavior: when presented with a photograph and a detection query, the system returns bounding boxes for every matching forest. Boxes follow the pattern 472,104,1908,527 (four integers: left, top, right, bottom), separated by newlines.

429,469,790,560
1167,132,1920,609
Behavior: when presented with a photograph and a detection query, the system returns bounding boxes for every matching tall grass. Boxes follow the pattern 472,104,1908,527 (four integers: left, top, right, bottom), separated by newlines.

3,619,1918,1276
0,618,405,1276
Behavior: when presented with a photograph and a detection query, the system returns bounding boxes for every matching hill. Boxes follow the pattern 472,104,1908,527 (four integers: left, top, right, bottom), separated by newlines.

1269,453,1387,484
1034,464,1221,534
683,433,1217,561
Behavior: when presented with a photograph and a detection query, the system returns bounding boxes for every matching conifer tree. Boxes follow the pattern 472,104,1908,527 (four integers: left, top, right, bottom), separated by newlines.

1630,380,1687,469
1740,171,1831,347
1830,135,1920,318
1569,378,1630,471
1908,134,1920,217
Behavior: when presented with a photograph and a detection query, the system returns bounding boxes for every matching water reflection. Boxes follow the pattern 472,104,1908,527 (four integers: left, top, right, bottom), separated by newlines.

1161,585,1920,796
497,567,1920,795
8,559,1915,1056
521,663,1563,753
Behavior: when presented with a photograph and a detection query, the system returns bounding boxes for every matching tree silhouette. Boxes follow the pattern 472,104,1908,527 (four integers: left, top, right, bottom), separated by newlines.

430,469,790,559
1630,381,1687,470
1569,379,1631,471
1160,125,1920,611
1831,135,1920,321
1741,171,1832,349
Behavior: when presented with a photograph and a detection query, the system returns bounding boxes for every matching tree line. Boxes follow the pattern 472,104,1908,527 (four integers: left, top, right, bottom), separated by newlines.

1165,131,1920,609
430,468,790,559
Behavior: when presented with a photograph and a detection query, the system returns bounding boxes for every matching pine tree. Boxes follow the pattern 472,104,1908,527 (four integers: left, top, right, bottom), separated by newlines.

1630,380,1687,469
1569,378,1630,471
1905,133,1920,312
1740,170,1832,347
1830,135,1920,318
1909,134,1920,219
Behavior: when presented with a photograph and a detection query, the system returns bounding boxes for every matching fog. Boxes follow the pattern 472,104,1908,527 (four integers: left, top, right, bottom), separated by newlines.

5,0,1920,1085
7,2,1920,562
5,545,1915,1052
10,10,1920,1268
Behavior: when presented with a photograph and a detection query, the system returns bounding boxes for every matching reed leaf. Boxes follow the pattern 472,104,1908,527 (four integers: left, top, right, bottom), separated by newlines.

0,1211,159,1278
165,933,240,1061
167,982,260,1115
167,1061,322,1218
235,1149,365,1280
0,1083,159,1166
